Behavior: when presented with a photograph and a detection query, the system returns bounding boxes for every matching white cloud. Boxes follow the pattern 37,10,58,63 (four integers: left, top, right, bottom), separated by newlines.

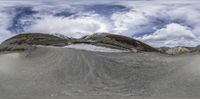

0,9,15,43
145,37,200,47
0,0,200,47
111,10,149,36
140,23,195,41
110,5,167,36
137,23,197,47
27,14,111,38
163,38,199,47
109,4,200,47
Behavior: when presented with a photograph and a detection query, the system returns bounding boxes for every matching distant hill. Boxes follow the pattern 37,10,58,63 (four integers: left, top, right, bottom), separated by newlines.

165,46,191,55
80,33,158,52
1,33,72,46
0,33,159,52
192,45,200,52
157,47,170,53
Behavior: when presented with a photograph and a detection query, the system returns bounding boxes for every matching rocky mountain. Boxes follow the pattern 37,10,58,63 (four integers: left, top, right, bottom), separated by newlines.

0,33,159,52
0,33,74,52
80,33,158,52
1,33,72,46
157,47,170,53
4,33,200,55
166,46,190,55
192,45,200,52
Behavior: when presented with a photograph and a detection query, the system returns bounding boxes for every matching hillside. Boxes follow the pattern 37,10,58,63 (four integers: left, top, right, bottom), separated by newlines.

1,33,71,46
193,45,200,52
80,33,158,52
0,33,158,52
166,46,191,55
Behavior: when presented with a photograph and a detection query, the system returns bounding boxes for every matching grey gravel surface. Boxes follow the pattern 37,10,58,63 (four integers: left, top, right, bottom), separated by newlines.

0,46,200,99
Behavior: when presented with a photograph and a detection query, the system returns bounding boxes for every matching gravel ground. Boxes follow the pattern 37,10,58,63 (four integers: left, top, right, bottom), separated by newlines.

0,46,200,99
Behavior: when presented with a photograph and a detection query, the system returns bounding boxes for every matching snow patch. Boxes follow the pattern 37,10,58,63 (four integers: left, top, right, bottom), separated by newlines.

64,44,128,52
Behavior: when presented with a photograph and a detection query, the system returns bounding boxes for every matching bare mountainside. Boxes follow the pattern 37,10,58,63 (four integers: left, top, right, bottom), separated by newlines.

0,33,158,52
0,33,200,99
166,46,191,55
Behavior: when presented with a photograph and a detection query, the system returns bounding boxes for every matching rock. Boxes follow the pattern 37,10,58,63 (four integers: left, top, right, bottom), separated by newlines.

80,33,159,52
166,46,190,55
157,47,170,53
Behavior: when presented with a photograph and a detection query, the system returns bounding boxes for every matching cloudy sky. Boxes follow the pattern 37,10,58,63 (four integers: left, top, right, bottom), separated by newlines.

0,0,200,47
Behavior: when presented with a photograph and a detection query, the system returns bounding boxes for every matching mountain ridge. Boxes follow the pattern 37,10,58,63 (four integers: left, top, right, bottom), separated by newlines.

1,32,200,55
0,33,159,52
